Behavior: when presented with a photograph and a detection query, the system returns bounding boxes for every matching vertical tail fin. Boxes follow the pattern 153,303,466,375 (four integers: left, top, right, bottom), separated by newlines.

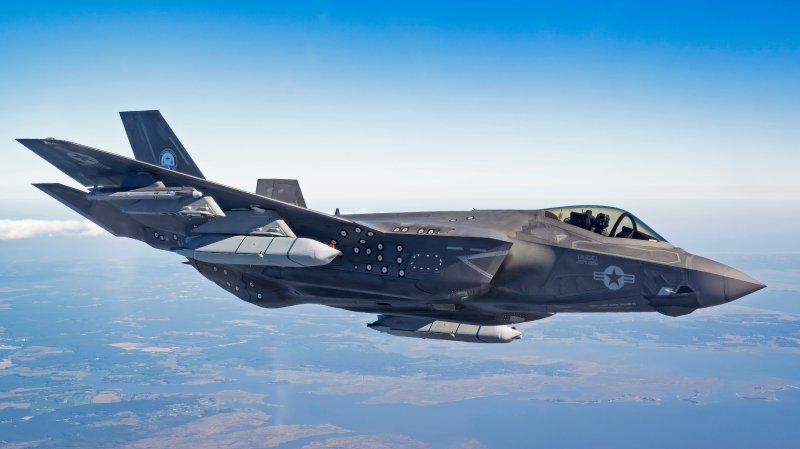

255,179,307,208
119,110,205,179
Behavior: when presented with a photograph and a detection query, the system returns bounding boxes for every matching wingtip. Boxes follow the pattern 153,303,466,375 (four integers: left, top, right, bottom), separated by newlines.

32,183,63,199
16,137,55,145
15,138,52,153
15,138,39,149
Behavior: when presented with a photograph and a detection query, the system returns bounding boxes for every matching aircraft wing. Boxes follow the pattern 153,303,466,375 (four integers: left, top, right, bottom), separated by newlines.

17,138,352,238
34,182,141,238
19,138,515,308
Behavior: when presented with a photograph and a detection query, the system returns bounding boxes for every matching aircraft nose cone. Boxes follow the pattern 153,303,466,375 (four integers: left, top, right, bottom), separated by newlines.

724,271,766,302
687,255,766,307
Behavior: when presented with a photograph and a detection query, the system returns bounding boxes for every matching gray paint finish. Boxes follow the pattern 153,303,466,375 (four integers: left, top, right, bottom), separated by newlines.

120,110,205,179
256,178,307,208
17,111,766,344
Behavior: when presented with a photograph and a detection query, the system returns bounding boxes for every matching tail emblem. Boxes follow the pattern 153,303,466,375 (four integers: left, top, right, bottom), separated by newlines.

159,148,177,170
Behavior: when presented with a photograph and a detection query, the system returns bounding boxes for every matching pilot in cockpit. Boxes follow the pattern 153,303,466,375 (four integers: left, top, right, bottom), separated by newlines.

565,209,610,236
552,206,667,241
592,212,610,236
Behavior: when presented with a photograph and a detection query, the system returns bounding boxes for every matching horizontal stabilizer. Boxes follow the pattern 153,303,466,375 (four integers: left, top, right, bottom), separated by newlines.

119,110,205,179
33,183,142,238
256,179,307,208
16,139,354,237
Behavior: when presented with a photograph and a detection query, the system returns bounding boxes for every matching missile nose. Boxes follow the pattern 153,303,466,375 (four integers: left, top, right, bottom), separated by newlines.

314,243,342,264
501,326,522,341
287,238,342,266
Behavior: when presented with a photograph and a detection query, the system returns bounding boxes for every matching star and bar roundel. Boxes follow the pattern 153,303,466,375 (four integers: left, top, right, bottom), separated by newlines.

593,265,636,291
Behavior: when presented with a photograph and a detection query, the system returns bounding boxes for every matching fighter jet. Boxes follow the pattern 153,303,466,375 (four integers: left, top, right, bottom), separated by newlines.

17,111,765,343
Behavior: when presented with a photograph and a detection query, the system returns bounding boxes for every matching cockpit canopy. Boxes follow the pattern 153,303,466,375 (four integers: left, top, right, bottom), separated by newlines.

545,205,667,242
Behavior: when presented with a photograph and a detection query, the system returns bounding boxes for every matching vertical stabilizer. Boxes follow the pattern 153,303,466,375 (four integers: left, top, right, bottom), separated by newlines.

119,110,205,179
255,179,307,208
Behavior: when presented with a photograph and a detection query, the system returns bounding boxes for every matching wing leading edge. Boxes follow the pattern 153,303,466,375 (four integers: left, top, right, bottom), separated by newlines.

16,138,352,238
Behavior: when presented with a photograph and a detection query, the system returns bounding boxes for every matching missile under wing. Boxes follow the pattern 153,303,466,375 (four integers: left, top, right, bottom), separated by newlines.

17,111,766,344
18,136,514,334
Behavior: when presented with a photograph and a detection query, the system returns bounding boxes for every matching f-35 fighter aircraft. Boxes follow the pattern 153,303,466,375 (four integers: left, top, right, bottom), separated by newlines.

18,111,765,343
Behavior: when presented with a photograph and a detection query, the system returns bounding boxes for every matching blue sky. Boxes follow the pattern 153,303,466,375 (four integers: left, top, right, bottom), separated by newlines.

0,1,798,251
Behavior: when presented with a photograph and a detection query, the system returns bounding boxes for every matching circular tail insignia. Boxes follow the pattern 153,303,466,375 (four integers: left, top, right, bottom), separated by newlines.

159,148,177,170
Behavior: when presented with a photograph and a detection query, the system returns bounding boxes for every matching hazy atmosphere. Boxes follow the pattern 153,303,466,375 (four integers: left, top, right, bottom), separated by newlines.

1,2,798,448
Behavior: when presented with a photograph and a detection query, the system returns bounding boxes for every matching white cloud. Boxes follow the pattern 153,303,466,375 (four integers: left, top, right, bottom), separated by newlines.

0,219,104,240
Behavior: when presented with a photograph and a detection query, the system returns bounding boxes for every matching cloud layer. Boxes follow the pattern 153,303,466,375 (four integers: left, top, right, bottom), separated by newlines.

0,219,104,240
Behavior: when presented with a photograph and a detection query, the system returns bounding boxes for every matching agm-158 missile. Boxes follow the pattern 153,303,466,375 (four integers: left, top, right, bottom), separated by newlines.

368,315,522,343
176,235,341,267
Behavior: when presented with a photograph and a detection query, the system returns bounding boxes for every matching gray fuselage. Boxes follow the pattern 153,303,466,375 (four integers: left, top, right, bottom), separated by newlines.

194,207,762,326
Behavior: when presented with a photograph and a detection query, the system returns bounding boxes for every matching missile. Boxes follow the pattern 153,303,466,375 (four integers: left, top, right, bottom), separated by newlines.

89,187,226,218
367,315,522,343
176,235,341,267
88,187,203,200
